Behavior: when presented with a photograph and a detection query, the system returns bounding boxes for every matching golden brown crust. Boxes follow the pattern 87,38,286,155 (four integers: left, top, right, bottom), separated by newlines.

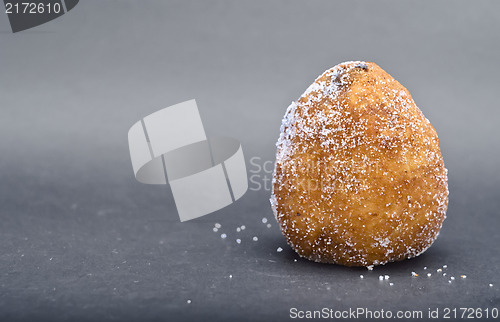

271,61,448,267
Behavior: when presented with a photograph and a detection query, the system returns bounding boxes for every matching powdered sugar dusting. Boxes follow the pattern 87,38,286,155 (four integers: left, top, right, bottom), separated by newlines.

270,61,449,267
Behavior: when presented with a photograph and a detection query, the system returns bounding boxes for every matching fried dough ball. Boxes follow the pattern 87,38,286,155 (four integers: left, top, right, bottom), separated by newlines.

271,61,448,267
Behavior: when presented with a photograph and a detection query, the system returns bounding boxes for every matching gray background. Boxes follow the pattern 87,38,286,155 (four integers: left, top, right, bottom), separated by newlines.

1,1,499,321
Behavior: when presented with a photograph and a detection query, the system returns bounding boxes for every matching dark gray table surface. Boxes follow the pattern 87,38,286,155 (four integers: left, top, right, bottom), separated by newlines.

1,1,499,321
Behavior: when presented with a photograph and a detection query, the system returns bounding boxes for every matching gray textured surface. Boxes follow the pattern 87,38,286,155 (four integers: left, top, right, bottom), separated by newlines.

0,1,499,321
